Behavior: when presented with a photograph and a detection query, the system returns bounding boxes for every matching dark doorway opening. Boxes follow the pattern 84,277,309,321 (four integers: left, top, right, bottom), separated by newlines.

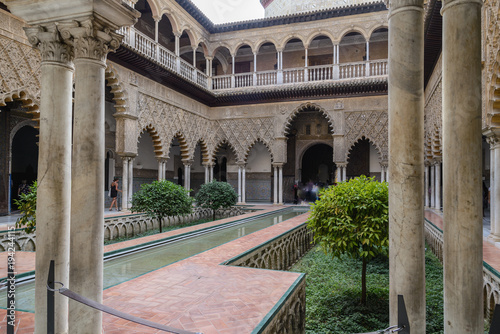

11,125,38,208
301,144,335,186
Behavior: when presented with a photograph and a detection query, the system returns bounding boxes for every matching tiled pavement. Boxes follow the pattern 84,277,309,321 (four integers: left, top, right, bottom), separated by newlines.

3,207,500,333
0,205,307,333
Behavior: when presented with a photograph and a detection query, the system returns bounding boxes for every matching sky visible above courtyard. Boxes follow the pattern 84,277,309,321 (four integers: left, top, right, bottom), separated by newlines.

190,0,265,24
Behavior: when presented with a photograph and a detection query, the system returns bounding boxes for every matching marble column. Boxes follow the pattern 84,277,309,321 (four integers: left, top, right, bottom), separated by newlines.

434,161,441,210
388,0,426,332
121,157,129,210
342,165,347,182
128,157,134,205
158,159,163,180
278,165,283,204
242,166,246,204
489,138,496,237
491,144,500,241
381,164,386,183
67,19,122,333
24,24,74,334
442,0,483,331
238,165,242,203
204,165,209,184
273,165,278,204
210,164,214,182
424,164,429,207
430,163,435,208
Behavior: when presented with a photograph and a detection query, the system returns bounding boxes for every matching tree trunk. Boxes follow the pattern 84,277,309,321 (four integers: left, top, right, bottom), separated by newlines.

159,216,163,233
361,257,367,305
212,209,216,221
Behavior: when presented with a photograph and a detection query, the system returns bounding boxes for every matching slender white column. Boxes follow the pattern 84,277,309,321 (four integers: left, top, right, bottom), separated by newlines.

491,144,500,240
342,165,347,181
490,142,496,236
238,166,242,203
278,166,283,204
163,161,167,180
122,158,129,209
206,58,210,76
381,165,386,183
274,166,278,204
442,0,483,331
388,1,426,332
204,165,209,184
232,55,235,74
175,33,180,56
158,160,163,180
128,157,133,205
242,166,246,203
305,48,308,67
434,162,441,210
25,25,74,333
336,44,340,64
430,164,435,208
424,165,429,206
154,20,159,43
193,46,197,67
210,164,214,181
366,41,370,61
253,52,257,72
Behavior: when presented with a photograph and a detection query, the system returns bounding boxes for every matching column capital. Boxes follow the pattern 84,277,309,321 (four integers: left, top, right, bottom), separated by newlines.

205,56,214,61
272,163,284,168
441,0,482,14
24,24,74,65
386,0,424,14
379,161,388,168
182,159,194,167
336,162,348,168
58,18,123,63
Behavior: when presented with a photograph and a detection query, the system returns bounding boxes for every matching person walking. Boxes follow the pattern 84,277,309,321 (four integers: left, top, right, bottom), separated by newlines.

109,177,121,211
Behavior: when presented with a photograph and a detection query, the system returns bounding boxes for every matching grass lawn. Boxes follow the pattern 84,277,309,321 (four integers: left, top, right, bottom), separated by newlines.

290,245,445,334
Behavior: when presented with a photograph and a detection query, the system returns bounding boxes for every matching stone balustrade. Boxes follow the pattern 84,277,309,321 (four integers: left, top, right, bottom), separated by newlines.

424,218,499,323
0,206,246,252
224,222,314,333
118,26,388,92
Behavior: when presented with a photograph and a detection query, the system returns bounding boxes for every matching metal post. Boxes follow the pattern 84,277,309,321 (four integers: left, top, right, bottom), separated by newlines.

47,260,55,334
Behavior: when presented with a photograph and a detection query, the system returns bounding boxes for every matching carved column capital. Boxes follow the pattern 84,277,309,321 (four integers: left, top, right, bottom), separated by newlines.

59,18,123,63
24,24,73,65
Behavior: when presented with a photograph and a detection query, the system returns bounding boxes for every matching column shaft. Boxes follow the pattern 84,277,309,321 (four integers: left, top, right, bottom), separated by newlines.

424,166,429,207
492,146,500,239
122,158,128,210
388,2,426,332
35,55,74,334
491,146,496,236
430,165,435,208
342,166,347,181
158,160,163,180
242,167,246,203
128,158,133,205
274,166,278,204
69,57,106,333
278,166,283,204
442,0,483,331
238,167,242,203
435,162,441,210
381,166,386,183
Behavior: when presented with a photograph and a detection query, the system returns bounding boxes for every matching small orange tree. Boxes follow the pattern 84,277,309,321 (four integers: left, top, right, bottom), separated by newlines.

307,175,389,305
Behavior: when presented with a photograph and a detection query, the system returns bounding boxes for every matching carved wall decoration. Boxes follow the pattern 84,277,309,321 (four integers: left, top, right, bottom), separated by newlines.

213,117,276,163
424,80,443,161
483,0,500,129
136,92,212,160
0,35,41,109
105,65,129,114
281,102,334,137
344,110,388,161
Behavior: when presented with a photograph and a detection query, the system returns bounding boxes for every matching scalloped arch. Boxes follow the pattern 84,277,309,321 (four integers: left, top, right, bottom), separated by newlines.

244,138,274,162
1,89,39,113
168,131,190,161
281,102,334,137
212,139,240,163
346,135,384,163
139,125,164,157
105,65,128,114
190,138,210,164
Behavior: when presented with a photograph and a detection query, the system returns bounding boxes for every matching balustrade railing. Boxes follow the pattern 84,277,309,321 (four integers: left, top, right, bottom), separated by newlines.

283,68,304,84
256,70,277,86
117,27,388,92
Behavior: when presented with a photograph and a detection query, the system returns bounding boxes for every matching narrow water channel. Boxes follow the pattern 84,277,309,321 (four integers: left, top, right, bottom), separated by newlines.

1,207,306,313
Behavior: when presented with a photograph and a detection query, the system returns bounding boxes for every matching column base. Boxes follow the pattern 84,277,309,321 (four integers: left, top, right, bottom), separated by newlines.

487,234,500,243
237,202,246,205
